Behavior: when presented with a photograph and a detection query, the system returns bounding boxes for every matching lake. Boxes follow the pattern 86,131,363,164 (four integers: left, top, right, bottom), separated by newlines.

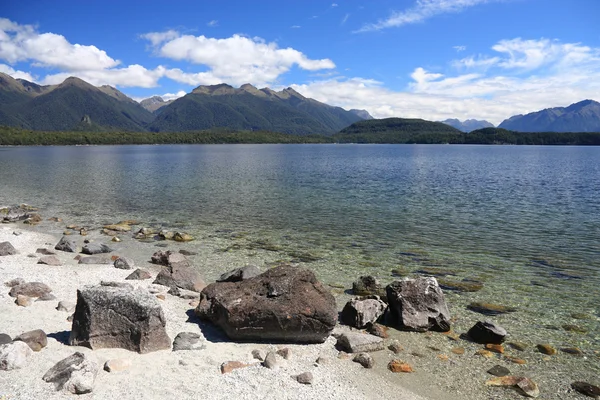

1,143,599,392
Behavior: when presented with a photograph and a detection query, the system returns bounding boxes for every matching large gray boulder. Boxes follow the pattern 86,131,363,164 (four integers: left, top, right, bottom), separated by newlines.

0,341,33,370
340,296,387,329
335,331,384,353
69,285,171,353
0,242,17,256
42,352,99,394
386,277,451,332
152,252,205,292
196,264,337,343
55,236,77,253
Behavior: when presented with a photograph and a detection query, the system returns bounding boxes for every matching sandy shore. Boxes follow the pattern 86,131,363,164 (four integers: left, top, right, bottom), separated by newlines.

0,225,434,400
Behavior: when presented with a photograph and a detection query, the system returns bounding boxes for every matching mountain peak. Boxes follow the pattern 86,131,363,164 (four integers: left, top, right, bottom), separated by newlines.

192,83,236,95
59,76,95,90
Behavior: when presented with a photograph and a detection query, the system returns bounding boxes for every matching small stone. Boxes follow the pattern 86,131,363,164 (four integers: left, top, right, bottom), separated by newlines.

14,329,47,351
517,377,540,398
475,349,494,358
79,228,88,236
112,237,121,242
315,356,329,365
103,358,132,372
353,352,374,369
507,341,528,351
220,361,250,374
174,232,194,242
55,236,77,253
0,341,33,370
388,340,404,354
0,334,11,345
0,241,18,256
451,347,465,355
277,347,292,360
172,332,205,351
485,344,505,354
467,320,507,344
5,277,25,287
504,356,527,364
487,365,511,377
296,371,313,384
252,349,266,361
467,302,517,316
15,295,32,307
335,331,384,353
156,294,165,300
562,324,588,333
263,351,279,369
571,381,600,398
125,268,152,280
114,257,135,270
570,312,592,320
81,243,112,255
104,224,132,232
388,359,413,373
560,347,583,356
438,354,449,361
36,248,56,255
537,344,557,355
56,301,76,313
366,322,389,338
38,255,62,266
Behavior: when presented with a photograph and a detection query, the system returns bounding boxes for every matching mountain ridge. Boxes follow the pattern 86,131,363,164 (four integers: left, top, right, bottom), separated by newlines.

499,100,600,132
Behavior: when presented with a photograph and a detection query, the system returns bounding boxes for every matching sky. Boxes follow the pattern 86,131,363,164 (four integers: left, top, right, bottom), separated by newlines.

1,0,600,125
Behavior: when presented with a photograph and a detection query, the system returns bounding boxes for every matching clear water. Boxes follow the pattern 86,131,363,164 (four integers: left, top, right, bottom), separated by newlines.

1,144,599,396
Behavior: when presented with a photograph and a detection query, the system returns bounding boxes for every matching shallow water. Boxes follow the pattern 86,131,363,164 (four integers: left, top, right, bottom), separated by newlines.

1,143,599,398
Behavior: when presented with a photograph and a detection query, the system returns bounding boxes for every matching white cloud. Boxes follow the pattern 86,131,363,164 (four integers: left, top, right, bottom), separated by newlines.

292,38,600,125
331,3,338,7
0,63,36,81
291,25,301,29
0,18,119,70
341,14,350,25
453,45,466,52
357,0,499,32
40,65,166,88
132,90,187,103
139,30,180,46
143,32,335,87
207,20,219,27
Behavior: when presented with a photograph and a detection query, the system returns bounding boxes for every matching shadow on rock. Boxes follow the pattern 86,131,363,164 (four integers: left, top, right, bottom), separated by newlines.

185,309,229,343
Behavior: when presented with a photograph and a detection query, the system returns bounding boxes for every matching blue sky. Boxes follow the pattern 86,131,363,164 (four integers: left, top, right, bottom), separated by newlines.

2,0,600,124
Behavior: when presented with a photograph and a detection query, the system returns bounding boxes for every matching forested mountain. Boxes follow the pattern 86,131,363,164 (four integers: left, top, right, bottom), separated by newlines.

441,118,494,132
499,100,600,132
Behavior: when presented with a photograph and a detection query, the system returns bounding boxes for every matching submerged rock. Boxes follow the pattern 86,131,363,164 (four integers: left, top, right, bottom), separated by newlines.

536,344,557,355
467,302,517,316
467,320,507,344
437,278,483,292
196,265,337,343
571,381,600,398
352,276,384,297
386,277,451,332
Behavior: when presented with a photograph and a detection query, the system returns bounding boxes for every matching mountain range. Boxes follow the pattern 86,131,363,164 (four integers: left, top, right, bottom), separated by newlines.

0,73,370,135
441,118,494,132
498,100,600,132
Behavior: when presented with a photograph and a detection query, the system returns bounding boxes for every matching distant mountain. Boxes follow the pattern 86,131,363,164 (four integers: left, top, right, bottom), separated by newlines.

0,73,153,131
499,100,600,132
350,109,374,120
334,117,462,143
139,96,174,113
149,83,363,135
441,118,494,132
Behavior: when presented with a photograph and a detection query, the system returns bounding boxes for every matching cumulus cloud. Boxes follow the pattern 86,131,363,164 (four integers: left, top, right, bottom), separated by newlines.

0,63,36,81
143,32,335,87
41,65,167,88
139,30,180,46
293,38,600,125
357,0,499,32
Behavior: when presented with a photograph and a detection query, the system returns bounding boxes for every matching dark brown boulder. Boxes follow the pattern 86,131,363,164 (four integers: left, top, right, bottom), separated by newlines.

196,265,336,343
69,285,171,353
386,277,451,332
152,252,205,292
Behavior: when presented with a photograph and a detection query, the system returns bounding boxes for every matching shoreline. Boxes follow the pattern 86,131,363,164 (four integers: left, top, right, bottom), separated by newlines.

1,209,598,399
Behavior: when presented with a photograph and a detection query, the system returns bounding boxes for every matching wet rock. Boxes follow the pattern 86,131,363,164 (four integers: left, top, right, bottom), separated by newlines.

451,347,465,355
217,265,261,282
486,344,505,354
352,276,384,296
114,256,135,270
475,349,494,358
78,255,112,264
388,359,413,373
43,352,99,394
69,285,171,353
15,295,32,307
487,365,510,377
174,232,194,242
81,243,112,255
570,312,592,320
179,249,197,256
0,241,17,256
353,352,374,369
562,324,588,333
38,255,62,266
125,268,152,280
386,277,451,332
335,331,384,353
221,361,251,374
504,356,527,364
0,341,33,370
196,265,336,343
0,334,11,345
5,277,25,287
437,278,484,292
263,351,279,369
340,295,387,329
536,344,557,355
507,341,528,351
14,329,47,351
9,281,52,298
104,358,132,372
55,236,77,252
414,267,457,277
57,301,76,313
467,302,517,316
295,371,313,384
561,347,583,356
517,377,540,398
571,381,600,398
486,376,539,397
467,320,507,344
388,340,403,354
172,332,205,351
